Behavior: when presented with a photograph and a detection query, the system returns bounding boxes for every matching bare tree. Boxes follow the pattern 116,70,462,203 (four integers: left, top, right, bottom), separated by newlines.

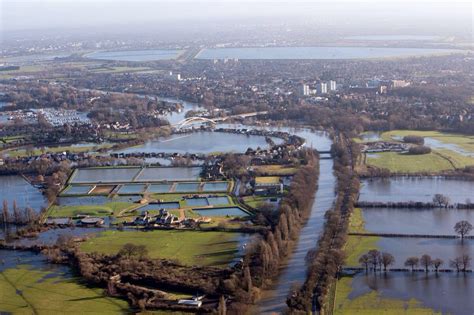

359,254,370,271
461,254,471,272
450,257,463,272
432,258,444,273
404,257,419,272
367,249,381,271
454,221,473,239
433,194,450,207
381,252,395,271
420,254,432,272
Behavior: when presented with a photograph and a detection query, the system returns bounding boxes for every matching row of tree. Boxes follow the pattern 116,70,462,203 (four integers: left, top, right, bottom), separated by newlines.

286,135,360,313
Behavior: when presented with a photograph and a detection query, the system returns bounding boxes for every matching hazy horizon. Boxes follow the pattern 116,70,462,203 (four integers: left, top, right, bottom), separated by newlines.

1,0,472,40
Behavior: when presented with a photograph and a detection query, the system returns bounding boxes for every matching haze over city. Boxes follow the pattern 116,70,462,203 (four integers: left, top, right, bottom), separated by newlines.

0,0,473,314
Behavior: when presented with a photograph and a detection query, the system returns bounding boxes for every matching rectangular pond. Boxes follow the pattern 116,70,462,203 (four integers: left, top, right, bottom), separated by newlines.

174,182,201,193
62,185,93,195
117,184,147,194
361,207,474,235
146,183,172,193
193,207,249,217
202,182,229,192
359,177,474,204
207,196,230,205
185,198,209,207
135,167,201,181
70,168,140,183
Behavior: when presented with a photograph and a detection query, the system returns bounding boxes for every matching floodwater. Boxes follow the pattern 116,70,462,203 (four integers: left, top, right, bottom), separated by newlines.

196,46,461,60
115,131,283,154
257,158,336,314
359,177,474,204
365,237,474,269
362,208,474,235
0,175,47,212
202,182,229,192
85,49,183,61
424,137,474,157
350,272,474,315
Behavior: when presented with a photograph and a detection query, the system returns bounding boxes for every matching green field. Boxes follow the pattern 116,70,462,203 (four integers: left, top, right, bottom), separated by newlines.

80,230,242,267
0,265,129,314
333,276,439,315
344,208,379,267
362,130,474,173
48,202,135,217
3,143,113,158
380,130,474,153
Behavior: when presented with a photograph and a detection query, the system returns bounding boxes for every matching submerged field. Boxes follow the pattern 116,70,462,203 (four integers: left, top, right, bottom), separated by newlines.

0,251,129,314
80,230,244,267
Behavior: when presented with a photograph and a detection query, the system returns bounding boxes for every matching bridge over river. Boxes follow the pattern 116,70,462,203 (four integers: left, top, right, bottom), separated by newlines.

173,111,268,129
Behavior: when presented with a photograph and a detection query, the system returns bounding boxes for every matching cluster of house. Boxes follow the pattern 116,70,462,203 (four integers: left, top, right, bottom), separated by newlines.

130,209,205,228
361,141,409,153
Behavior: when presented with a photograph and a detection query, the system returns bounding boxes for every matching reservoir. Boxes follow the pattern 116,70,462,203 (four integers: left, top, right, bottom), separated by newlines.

85,49,183,61
196,46,461,60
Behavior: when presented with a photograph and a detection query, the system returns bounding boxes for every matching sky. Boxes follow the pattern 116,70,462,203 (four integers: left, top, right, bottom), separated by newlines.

1,0,472,37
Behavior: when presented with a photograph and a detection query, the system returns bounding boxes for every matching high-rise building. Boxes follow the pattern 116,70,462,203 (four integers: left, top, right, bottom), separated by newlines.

319,82,328,94
302,84,311,96
329,80,337,91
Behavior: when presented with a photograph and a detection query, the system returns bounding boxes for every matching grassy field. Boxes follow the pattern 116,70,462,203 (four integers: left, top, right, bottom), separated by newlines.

252,165,297,175
380,130,474,153
80,230,241,267
48,202,135,217
366,152,450,173
361,130,474,173
0,265,129,314
345,208,379,266
333,276,439,315
255,176,281,185
3,143,113,158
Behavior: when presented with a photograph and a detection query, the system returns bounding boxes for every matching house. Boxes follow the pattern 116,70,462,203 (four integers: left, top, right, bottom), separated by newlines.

254,176,283,195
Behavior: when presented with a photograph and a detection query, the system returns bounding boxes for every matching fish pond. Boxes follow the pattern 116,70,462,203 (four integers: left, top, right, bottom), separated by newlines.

193,207,248,217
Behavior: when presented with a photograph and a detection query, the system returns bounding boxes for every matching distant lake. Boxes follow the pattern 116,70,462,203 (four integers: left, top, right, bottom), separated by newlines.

85,49,183,62
346,35,441,41
196,46,461,60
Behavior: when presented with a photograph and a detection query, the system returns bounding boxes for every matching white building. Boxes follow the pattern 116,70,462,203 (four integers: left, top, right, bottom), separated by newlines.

302,84,311,96
319,82,328,94
329,80,337,91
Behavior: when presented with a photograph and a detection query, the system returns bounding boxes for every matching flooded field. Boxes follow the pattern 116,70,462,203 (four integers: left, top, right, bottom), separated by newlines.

345,272,474,315
362,207,474,235
364,237,474,268
115,131,283,154
0,175,47,212
359,177,474,203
